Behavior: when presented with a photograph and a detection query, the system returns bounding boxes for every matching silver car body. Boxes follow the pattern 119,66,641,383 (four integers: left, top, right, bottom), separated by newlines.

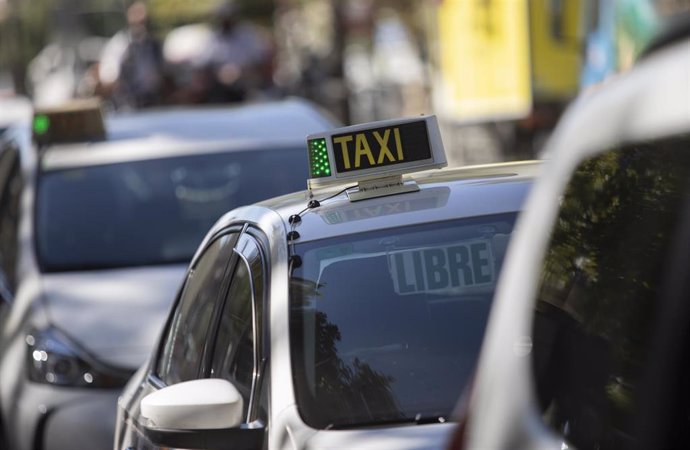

0,99,334,450
115,160,540,450
462,37,690,449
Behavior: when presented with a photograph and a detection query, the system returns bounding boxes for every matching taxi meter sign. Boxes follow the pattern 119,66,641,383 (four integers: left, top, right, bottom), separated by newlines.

307,115,447,192
332,120,431,172
32,99,106,147
389,239,496,295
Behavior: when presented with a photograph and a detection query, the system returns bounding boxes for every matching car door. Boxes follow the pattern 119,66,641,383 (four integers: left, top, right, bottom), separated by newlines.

634,163,690,449
525,133,690,450
457,35,690,450
119,227,269,450
117,229,240,450
206,231,269,436
458,122,690,449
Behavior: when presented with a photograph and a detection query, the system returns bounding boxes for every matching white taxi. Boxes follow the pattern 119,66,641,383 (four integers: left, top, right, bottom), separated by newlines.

114,116,540,450
448,20,690,450
0,99,334,450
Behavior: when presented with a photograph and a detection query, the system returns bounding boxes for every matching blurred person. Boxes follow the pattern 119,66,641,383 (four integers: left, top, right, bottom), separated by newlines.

272,0,349,121
371,7,426,118
27,43,78,107
99,2,163,109
200,0,273,103
161,23,214,104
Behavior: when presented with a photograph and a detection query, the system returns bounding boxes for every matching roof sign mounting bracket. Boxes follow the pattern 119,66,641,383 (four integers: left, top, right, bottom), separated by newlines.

346,174,419,202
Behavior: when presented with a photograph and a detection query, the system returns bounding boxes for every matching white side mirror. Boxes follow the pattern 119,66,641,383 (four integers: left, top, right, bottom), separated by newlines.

141,378,244,430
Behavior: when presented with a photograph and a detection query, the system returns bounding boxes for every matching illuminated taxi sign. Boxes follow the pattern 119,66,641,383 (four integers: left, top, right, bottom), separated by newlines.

308,137,331,178
32,114,50,136
307,115,447,189
32,99,106,147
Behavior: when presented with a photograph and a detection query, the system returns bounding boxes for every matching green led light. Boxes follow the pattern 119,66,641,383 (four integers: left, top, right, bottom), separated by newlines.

33,114,50,135
308,137,331,179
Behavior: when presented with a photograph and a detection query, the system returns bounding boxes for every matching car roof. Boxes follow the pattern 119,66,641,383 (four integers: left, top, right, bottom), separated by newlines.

39,99,335,171
104,98,335,142
40,136,308,172
254,160,540,243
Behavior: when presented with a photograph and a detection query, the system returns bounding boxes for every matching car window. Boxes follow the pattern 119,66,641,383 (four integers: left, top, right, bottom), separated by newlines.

531,134,690,450
210,235,264,421
36,148,306,272
289,214,517,429
0,144,22,291
157,232,238,385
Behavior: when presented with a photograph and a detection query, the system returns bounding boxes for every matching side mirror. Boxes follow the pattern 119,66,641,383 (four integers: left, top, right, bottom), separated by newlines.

141,378,264,450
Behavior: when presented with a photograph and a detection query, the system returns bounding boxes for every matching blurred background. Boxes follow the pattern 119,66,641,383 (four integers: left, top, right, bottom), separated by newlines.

1,0,689,165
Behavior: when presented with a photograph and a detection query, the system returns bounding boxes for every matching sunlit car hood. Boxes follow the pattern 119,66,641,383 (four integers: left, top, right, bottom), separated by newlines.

305,422,456,450
40,264,188,369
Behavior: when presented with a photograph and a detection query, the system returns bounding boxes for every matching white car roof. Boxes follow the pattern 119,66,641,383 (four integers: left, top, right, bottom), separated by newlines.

104,98,334,142
35,99,334,171
212,160,540,244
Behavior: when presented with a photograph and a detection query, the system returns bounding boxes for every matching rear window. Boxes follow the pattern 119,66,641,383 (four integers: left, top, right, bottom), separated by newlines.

289,214,517,429
37,148,307,271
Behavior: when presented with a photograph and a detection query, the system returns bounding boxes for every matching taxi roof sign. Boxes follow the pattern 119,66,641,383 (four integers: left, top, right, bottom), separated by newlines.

306,115,447,195
33,99,106,147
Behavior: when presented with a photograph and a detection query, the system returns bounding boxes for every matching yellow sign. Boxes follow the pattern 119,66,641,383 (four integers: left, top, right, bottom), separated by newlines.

529,0,584,100
436,0,531,120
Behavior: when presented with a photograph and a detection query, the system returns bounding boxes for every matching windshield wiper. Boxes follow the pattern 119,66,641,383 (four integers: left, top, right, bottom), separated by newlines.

325,414,448,430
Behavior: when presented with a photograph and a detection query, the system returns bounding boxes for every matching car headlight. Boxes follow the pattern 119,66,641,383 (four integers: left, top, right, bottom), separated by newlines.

26,327,134,388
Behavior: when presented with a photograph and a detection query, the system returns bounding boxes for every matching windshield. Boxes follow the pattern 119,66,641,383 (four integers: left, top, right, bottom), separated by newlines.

37,148,307,271
289,214,517,429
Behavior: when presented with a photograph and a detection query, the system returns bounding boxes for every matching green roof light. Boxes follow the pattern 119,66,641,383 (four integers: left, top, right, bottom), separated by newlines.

33,114,50,135
308,137,331,178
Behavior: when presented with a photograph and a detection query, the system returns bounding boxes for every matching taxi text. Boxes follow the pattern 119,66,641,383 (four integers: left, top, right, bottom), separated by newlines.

333,127,404,170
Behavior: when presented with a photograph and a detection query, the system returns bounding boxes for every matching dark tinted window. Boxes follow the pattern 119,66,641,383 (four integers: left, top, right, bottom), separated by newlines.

36,148,306,271
210,256,255,418
0,145,22,290
290,215,517,429
531,135,690,449
157,233,237,385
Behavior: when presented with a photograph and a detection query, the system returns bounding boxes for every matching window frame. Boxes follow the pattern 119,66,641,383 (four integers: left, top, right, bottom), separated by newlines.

150,225,243,387
203,229,270,424
244,226,272,424
148,224,271,425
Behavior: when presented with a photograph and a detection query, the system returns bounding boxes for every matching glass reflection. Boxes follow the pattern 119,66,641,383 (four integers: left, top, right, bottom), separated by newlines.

290,215,517,428
532,136,690,449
